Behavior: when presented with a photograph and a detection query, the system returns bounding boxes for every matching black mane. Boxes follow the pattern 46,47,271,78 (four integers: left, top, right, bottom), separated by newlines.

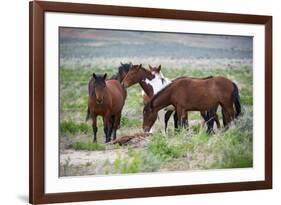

110,63,132,81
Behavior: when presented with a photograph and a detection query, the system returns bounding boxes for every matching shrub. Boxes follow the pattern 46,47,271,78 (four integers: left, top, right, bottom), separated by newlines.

148,133,183,161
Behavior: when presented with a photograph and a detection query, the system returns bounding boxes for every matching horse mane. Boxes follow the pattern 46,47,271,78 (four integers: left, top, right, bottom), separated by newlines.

110,63,132,81
142,66,152,75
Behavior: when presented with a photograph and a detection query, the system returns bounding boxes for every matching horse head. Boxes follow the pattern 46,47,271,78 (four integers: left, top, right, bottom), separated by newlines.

142,101,158,133
149,65,162,76
92,73,107,104
122,64,155,87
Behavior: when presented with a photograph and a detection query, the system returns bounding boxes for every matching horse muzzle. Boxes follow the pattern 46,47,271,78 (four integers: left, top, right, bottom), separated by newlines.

143,127,151,133
96,99,103,104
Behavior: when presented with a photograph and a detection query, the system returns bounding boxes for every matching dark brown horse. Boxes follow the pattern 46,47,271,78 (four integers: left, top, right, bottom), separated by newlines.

88,73,127,143
143,76,241,133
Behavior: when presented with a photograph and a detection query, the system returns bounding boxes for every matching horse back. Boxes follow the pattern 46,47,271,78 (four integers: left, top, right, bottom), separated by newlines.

212,76,234,93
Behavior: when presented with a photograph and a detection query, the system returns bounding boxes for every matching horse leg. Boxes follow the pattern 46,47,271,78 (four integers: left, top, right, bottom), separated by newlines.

164,110,173,132
112,113,121,141
103,114,113,143
206,110,215,134
176,107,186,129
221,101,235,128
181,111,188,129
200,111,208,126
92,115,97,143
111,115,116,140
173,112,178,130
176,107,183,128
221,109,227,127
213,105,220,129
214,112,220,129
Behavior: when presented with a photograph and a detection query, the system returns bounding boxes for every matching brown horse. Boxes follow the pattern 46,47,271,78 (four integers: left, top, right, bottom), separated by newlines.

88,73,127,143
122,64,155,102
122,64,221,131
86,62,132,121
143,76,241,133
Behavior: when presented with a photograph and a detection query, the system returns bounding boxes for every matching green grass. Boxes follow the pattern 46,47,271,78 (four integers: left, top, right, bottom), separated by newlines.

148,133,184,162
71,141,106,151
111,107,253,173
60,121,92,135
120,116,141,128
113,150,161,174
60,65,253,175
240,87,253,105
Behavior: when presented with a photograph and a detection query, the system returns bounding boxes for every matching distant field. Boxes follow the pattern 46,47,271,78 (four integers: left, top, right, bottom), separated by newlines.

59,64,253,176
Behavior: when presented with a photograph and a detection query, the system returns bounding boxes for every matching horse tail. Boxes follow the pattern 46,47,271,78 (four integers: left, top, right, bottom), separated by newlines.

232,82,241,118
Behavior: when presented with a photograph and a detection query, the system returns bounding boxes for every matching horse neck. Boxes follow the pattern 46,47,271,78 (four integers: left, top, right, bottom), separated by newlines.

146,75,169,95
139,81,154,97
151,88,172,112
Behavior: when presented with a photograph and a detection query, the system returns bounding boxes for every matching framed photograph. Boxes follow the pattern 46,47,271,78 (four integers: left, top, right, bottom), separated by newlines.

29,1,272,204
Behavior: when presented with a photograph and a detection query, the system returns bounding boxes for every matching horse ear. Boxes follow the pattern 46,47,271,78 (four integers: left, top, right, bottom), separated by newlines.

148,65,153,70
158,65,161,72
103,73,107,80
120,62,124,66
138,64,142,70
93,73,96,79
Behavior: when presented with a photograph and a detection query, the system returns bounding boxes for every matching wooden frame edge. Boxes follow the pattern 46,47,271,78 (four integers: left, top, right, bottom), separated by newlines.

29,1,45,204
264,16,273,189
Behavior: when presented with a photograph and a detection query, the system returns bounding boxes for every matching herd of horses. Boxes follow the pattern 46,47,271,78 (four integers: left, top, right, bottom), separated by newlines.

86,63,241,143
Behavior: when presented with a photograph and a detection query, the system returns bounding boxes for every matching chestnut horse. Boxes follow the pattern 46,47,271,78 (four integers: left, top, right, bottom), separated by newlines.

86,62,132,121
122,64,221,131
143,76,241,133
88,73,127,143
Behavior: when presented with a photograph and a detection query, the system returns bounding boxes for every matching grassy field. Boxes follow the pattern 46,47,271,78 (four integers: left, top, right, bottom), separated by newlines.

59,63,253,177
